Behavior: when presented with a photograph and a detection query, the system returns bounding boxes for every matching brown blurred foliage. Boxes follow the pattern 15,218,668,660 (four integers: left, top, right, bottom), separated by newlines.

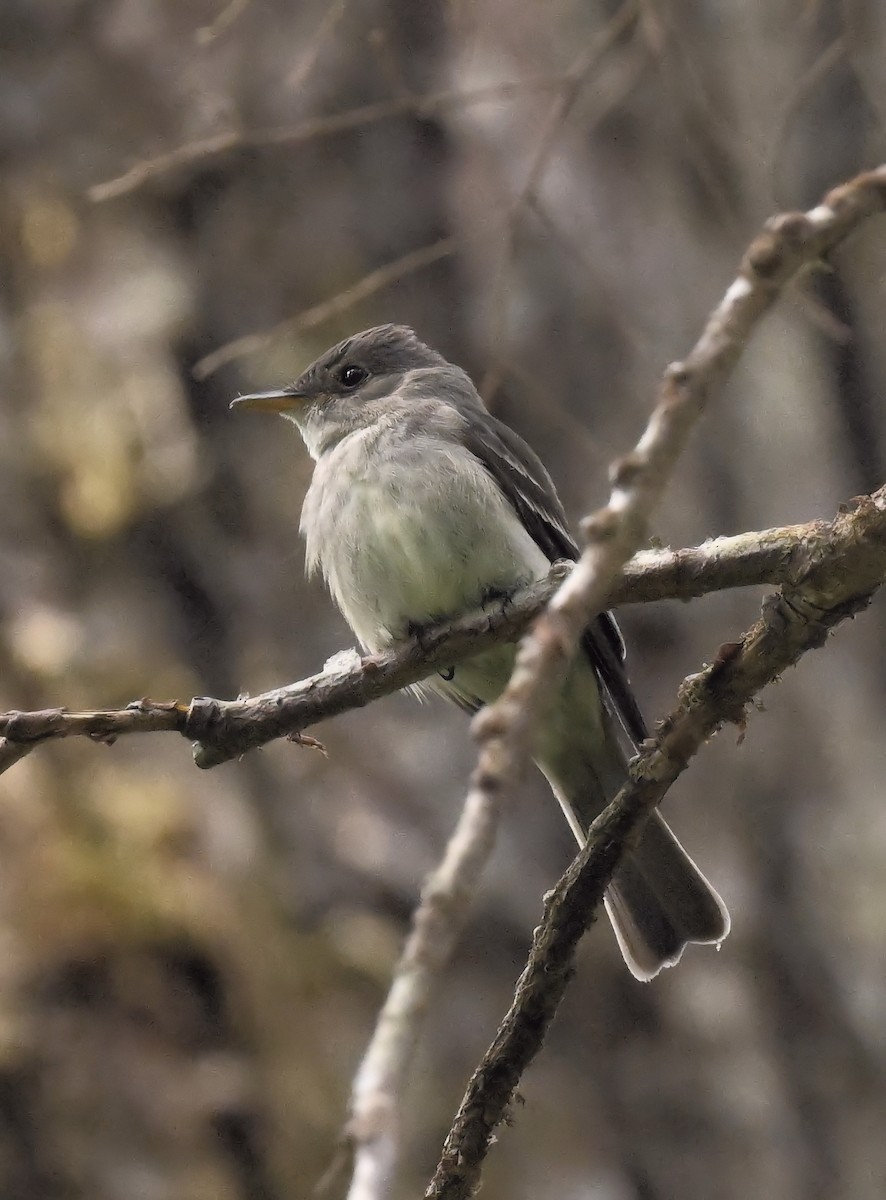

1,1,885,1197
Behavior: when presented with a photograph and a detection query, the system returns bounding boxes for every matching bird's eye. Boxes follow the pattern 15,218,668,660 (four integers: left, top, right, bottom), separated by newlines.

339,365,368,389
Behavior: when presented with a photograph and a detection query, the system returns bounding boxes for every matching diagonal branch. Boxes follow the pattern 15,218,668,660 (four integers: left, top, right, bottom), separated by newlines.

411,165,886,1199
482,0,641,402
0,509,874,777
315,748,506,1200
193,237,456,379
87,76,573,204
426,485,886,1200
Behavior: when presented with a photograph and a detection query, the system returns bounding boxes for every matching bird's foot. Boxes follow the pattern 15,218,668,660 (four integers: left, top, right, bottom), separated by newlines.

405,616,445,651
480,583,514,610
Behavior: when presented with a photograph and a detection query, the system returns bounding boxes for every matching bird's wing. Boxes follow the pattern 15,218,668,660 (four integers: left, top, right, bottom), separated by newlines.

462,411,649,746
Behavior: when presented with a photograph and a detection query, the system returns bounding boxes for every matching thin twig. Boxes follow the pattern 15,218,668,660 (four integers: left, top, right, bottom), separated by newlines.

286,0,351,91
193,237,456,379
0,513,867,775
427,485,886,1200
342,768,504,1200
769,35,848,207
517,3,639,212
88,76,571,204
195,0,252,45
481,0,641,401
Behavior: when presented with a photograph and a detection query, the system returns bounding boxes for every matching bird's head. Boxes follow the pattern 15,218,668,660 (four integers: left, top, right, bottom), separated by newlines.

231,324,449,457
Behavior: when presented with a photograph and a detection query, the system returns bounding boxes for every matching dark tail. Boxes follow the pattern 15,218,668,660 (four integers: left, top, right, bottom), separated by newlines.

604,811,730,981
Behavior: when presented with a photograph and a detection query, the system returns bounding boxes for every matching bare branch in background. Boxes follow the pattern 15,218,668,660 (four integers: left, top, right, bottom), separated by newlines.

0,507,874,777
482,0,642,400
427,484,886,1200
770,35,848,205
285,0,350,91
195,0,253,45
193,237,457,379
87,76,572,204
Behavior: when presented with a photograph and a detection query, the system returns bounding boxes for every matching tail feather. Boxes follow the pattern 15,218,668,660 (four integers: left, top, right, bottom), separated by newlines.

605,811,730,981
533,652,729,981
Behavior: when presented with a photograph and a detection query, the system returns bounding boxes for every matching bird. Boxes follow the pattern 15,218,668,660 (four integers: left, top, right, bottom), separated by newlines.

231,323,729,980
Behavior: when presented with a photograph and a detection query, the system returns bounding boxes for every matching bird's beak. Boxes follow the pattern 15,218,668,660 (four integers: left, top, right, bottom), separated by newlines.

229,389,307,414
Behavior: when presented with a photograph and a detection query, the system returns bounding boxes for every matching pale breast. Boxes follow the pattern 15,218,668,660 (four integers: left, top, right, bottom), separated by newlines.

301,426,550,651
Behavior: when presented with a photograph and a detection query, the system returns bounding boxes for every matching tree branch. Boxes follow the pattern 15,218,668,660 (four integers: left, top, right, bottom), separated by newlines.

193,237,456,380
426,484,886,1200
87,76,573,204
0,511,867,776
316,746,507,1200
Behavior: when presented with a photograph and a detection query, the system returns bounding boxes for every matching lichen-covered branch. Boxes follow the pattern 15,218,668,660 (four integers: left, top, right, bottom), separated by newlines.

426,485,886,1200
0,512,865,777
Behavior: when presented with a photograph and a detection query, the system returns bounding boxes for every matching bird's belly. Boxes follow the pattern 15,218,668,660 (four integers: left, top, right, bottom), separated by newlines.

313,465,548,651
357,502,471,615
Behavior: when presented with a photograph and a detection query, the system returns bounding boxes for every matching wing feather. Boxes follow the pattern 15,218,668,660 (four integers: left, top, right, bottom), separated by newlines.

461,411,648,746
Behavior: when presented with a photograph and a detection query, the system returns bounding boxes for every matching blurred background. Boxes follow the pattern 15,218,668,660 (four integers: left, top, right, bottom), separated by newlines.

1,1,885,1197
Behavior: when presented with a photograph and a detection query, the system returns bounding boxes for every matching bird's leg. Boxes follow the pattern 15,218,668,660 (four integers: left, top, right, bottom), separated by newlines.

480,583,515,610
405,617,456,683
405,616,439,649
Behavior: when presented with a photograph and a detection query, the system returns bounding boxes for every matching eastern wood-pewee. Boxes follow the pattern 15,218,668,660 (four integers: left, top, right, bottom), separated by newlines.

232,324,729,979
